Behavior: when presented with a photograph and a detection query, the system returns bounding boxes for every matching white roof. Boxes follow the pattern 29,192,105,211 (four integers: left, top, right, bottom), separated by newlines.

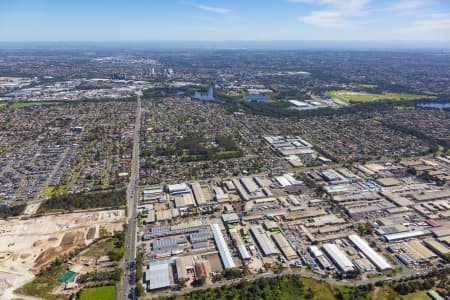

275,176,291,187
168,183,189,193
250,225,280,256
383,230,428,242
322,243,354,272
237,244,251,260
147,261,171,290
348,234,391,271
211,224,235,269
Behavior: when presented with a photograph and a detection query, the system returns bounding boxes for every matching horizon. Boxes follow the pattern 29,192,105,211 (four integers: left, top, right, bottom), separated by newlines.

1,40,450,51
1,0,450,43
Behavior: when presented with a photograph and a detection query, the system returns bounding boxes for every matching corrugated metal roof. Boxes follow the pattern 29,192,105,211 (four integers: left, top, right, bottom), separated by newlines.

147,261,172,290
211,224,235,269
322,243,354,272
349,234,391,271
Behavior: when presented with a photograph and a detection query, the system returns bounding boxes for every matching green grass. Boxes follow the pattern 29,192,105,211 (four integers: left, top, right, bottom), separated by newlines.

403,290,431,300
9,102,49,108
301,277,336,300
326,90,435,103
78,285,116,300
15,264,67,300
371,286,432,300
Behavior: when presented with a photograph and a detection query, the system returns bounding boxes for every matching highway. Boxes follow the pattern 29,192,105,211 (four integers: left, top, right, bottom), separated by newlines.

121,92,142,300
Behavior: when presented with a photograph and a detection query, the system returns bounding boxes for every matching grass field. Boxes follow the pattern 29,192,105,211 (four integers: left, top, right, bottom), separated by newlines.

15,263,67,300
371,286,432,300
326,90,435,103
9,101,49,108
79,286,116,300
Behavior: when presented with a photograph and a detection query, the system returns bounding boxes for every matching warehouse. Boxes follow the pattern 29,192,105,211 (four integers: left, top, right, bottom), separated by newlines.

271,232,298,260
424,239,450,258
230,228,251,260
348,234,392,271
173,193,196,208
392,240,437,266
382,230,430,242
250,225,280,256
191,182,207,206
168,183,190,195
322,243,354,272
222,213,240,224
146,260,174,291
214,186,229,201
210,224,235,269
152,237,187,250
240,177,258,194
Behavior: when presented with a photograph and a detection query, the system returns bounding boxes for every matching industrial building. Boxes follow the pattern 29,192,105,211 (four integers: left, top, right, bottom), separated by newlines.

168,183,190,195
322,243,354,272
210,224,235,269
348,234,392,271
382,230,431,242
145,260,174,291
152,237,187,250
271,232,298,260
250,225,280,257
191,182,208,206
424,239,450,258
222,213,240,224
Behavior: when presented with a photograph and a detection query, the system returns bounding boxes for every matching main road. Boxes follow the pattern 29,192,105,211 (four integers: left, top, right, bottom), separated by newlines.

121,92,142,300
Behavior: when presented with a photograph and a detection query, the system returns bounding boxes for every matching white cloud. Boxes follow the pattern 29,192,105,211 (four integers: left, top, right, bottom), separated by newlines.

290,0,369,12
409,13,450,31
295,0,369,27
192,3,231,15
297,10,350,27
391,0,430,11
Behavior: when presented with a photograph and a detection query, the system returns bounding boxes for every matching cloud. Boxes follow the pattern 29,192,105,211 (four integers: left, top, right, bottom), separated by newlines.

191,3,231,15
297,10,350,27
295,0,369,27
290,0,369,12
409,13,450,31
390,0,430,11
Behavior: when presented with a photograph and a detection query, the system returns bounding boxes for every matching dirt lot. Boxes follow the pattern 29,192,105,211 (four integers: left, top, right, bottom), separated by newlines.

0,209,125,299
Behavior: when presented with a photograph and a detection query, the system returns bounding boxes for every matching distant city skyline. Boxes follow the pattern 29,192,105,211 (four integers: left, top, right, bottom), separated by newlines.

0,0,449,42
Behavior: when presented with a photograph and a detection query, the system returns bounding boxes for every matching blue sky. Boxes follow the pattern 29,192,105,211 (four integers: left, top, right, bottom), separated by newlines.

0,0,449,41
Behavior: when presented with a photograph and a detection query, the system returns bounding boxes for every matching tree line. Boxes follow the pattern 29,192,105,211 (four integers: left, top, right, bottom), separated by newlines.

38,189,125,213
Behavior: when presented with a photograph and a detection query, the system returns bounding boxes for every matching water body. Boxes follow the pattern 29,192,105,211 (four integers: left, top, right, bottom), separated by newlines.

246,94,269,102
418,102,450,109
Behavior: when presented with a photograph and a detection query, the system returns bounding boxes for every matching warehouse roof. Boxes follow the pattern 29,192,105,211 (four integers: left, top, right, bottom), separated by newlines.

250,225,280,256
348,234,391,271
382,230,430,242
211,224,235,269
147,260,173,290
322,243,354,272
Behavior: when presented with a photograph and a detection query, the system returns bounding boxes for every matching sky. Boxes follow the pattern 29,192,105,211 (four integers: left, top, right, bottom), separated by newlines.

0,0,449,42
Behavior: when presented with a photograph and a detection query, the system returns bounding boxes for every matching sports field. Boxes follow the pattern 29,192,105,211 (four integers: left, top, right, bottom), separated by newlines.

326,90,435,103
79,286,116,300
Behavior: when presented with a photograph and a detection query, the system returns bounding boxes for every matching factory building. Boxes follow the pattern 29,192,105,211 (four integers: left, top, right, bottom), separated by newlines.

210,224,235,269
348,234,392,271
382,230,431,242
145,260,175,291
322,243,354,272
271,232,298,260
168,183,190,195
191,182,207,206
250,225,280,257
